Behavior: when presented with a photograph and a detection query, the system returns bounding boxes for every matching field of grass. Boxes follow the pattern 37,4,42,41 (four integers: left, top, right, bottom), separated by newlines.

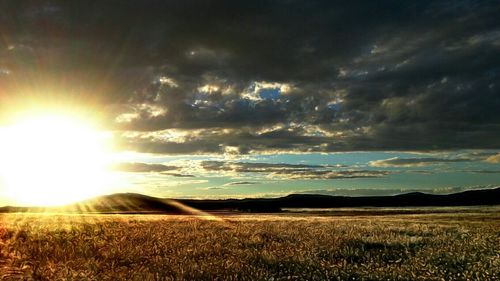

1,208,499,280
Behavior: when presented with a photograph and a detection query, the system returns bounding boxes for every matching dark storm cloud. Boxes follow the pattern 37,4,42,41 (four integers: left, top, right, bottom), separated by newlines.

116,126,340,155
201,161,388,180
369,157,471,167
1,1,499,153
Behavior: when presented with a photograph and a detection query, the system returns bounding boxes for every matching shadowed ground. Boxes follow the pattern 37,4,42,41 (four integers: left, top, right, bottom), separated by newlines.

0,208,499,280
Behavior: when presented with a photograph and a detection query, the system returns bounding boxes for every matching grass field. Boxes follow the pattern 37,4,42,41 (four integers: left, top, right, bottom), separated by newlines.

1,208,499,280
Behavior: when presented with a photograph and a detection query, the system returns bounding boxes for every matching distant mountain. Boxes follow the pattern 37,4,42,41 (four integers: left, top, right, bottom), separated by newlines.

178,187,500,212
1,187,499,214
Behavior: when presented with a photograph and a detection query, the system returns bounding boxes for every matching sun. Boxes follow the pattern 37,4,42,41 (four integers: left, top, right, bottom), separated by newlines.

0,112,117,206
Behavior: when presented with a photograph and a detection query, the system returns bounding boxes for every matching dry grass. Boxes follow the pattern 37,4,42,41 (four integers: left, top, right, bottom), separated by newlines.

0,209,499,280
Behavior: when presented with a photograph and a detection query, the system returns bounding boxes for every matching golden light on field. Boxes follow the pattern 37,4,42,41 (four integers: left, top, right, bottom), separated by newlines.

0,111,118,206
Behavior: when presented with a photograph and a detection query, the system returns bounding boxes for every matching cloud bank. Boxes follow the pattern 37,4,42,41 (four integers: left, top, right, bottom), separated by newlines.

0,1,499,154
485,153,500,163
369,157,470,167
201,161,388,180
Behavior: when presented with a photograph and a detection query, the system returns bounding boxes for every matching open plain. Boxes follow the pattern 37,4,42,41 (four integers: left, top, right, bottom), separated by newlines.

1,207,499,280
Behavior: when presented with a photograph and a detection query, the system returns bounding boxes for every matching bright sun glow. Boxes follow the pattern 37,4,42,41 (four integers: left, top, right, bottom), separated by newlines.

0,113,118,206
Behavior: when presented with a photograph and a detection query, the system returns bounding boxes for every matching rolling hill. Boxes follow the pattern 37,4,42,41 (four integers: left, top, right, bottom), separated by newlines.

0,193,190,214
0,187,499,214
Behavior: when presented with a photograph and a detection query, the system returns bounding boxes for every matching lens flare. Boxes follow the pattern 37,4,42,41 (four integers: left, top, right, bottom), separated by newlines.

0,112,118,206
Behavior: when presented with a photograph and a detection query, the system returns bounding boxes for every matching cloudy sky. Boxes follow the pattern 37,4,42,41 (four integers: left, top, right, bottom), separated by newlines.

0,0,499,201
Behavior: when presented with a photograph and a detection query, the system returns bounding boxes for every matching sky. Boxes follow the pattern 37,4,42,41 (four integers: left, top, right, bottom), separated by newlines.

0,1,499,203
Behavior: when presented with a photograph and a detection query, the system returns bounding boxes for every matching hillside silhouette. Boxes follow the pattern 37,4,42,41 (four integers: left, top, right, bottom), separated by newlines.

0,193,190,214
178,187,500,212
0,187,499,214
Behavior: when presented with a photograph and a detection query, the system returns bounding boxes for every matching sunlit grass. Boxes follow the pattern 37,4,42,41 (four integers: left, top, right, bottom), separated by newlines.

0,209,499,280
